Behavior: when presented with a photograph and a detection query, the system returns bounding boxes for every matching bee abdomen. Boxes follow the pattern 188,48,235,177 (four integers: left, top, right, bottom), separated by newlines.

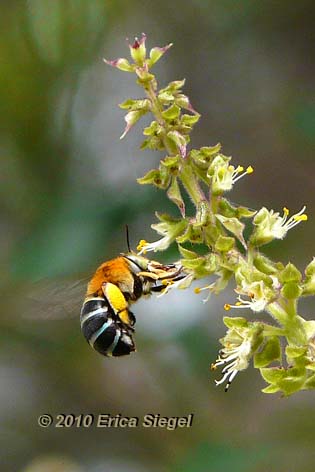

80,297,135,357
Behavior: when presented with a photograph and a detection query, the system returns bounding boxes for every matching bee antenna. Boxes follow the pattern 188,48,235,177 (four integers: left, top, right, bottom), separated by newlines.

125,224,131,252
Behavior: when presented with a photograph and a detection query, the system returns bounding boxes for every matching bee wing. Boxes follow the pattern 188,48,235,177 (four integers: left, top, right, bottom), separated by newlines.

20,277,88,320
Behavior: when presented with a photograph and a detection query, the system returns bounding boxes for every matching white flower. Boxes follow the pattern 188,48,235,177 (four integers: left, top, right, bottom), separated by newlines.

208,154,253,194
225,277,277,313
251,206,307,246
137,219,187,254
137,237,171,254
194,282,216,303
212,324,263,391
157,272,194,297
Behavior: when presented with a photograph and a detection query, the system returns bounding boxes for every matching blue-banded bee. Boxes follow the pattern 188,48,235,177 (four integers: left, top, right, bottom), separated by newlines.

80,253,183,357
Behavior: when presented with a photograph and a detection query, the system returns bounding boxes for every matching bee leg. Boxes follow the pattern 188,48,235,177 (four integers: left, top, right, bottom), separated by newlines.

137,271,160,280
150,285,167,293
128,310,136,326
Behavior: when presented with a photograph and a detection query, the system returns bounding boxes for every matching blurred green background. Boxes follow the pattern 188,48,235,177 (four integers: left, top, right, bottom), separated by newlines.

1,1,315,471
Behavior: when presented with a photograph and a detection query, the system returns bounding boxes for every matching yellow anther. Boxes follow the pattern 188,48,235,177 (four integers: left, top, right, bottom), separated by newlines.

194,287,201,294
228,165,234,171
210,363,217,371
283,207,289,216
224,303,231,311
294,214,308,222
246,165,254,174
236,165,244,172
137,239,148,252
235,301,242,306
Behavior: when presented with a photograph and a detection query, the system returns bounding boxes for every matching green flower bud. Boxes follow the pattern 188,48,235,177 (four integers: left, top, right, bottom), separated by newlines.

128,33,147,64
281,282,302,299
253,253,283,275
166,130,187,157
279,263,302,283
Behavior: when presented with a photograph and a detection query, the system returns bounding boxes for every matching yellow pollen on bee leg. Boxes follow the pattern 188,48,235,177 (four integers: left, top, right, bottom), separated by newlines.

103,283,128,313
162,279,172,286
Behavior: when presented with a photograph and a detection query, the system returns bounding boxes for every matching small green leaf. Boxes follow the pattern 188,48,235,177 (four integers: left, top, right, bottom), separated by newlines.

215,236,235,252
236,206,257,218
303,373,315,389
281,282,302,299
223,316,248,329
147,43,173,67
155,212,181,223
167,177,185,217
137,169,169,189
261,384,280,394
260,367,286,385
181,114,200,126
119,98,150,111
143,120,159,136
161,155,180,168
162,104,181,120
177,245,198,259
137,169,160,185
285,345,307,360
279,263,302,283
254,337,281,368
215,215,247,249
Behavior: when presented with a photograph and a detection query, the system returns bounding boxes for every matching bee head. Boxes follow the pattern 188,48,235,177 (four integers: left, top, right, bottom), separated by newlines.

122,252,182,281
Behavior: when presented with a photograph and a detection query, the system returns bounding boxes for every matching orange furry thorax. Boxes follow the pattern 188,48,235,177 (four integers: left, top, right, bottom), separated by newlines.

86,257,134,297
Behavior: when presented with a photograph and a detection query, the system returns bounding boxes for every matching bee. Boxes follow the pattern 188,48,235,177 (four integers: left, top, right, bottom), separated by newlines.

80,251,183,357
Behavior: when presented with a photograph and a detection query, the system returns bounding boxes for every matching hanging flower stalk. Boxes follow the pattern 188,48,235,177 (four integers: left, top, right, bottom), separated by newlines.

104,34,315,396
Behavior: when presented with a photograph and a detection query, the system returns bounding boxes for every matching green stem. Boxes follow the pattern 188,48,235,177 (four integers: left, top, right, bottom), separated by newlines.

145,78,207,207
